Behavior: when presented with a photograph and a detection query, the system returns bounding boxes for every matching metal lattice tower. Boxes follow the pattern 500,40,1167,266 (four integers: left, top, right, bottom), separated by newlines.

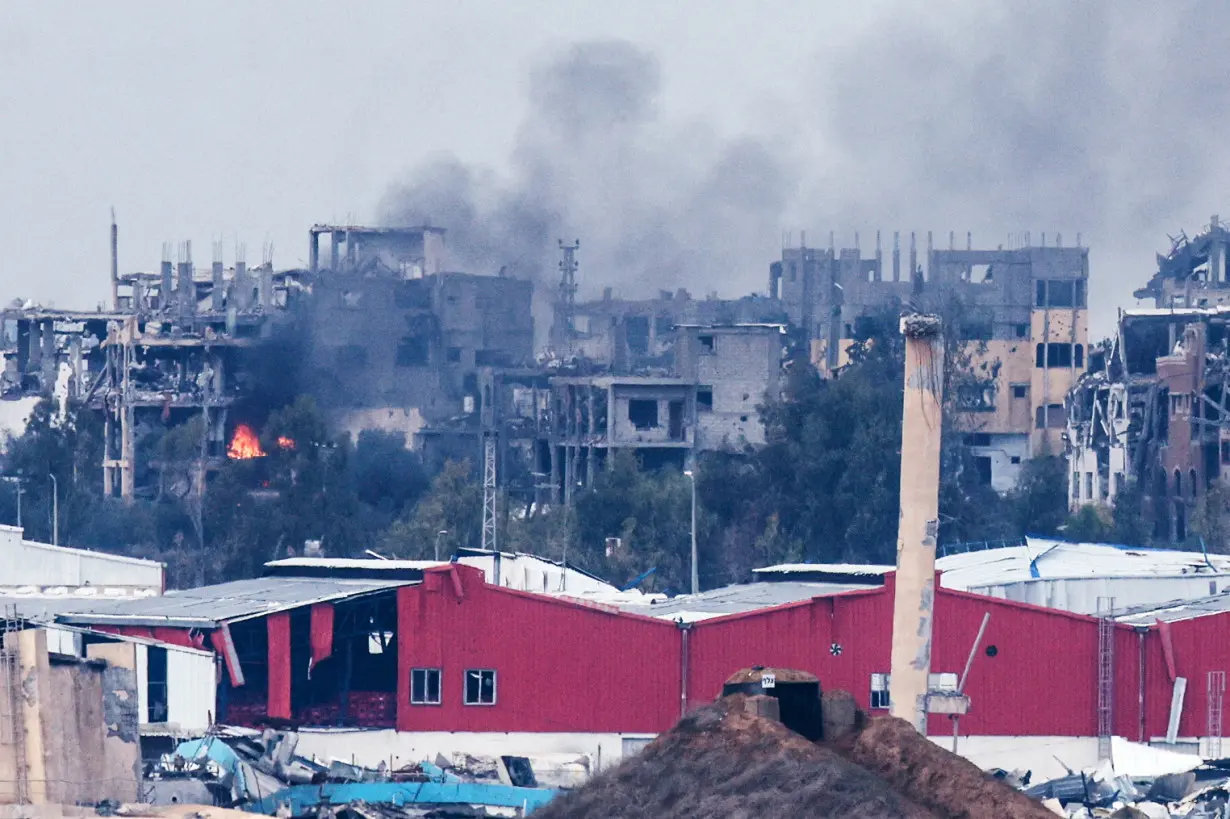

1096,596,1116,762
1209,671,1226,759
481,431,497,554
555,240,579,353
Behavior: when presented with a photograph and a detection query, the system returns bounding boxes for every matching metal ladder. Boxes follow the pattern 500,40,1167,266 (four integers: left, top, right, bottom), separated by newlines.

1209,671,1226,759
0,605,29,803
1096,597,1115,762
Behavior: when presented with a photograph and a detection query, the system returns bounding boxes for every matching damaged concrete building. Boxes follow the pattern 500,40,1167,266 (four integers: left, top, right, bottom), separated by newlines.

772,231,1089,491
1067,218,1230,541
0,221,535,501
305,224,534,444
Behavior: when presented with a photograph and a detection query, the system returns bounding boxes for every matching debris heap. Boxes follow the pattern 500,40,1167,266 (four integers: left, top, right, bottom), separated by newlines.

536,693,1057,819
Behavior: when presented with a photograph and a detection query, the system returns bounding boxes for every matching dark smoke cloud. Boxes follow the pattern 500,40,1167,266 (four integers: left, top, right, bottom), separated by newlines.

379,40,798,305
382,8,1230,337
804,1,1230,332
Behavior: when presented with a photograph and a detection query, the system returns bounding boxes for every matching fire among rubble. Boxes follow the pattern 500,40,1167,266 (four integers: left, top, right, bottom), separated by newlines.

277,435,295,450
227,424,265,460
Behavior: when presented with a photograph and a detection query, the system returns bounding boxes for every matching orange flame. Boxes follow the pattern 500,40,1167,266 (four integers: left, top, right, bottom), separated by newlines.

277,436,295,450
227,424,266,459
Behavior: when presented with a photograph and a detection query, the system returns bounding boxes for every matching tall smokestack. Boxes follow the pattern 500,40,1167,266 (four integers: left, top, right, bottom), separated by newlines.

110,208,119,311
889,313,944,733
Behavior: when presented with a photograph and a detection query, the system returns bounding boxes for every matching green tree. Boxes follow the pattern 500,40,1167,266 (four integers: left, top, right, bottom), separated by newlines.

379,460,483,558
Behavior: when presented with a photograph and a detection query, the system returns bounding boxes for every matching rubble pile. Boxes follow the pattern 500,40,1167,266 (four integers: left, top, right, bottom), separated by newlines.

535,693,1054,819
145,729,558,817
1021,759,1230,818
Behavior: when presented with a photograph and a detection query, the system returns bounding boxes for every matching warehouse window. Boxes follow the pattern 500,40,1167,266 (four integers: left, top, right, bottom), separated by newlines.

870,673,890,709
411,668,441,705
465,669,497,706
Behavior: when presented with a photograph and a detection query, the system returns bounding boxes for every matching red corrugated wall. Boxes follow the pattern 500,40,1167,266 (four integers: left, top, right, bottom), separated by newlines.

1141,612,1230,740
396,565,682,734
685,580,1141,737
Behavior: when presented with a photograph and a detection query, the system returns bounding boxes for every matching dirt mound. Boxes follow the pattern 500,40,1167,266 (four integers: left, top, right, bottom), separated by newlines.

832,713,1057,819
534,695,936,819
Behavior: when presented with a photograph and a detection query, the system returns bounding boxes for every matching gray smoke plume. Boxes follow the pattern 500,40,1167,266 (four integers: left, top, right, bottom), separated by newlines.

382,7,1230,337
379,40,798,304
802,1,1230,333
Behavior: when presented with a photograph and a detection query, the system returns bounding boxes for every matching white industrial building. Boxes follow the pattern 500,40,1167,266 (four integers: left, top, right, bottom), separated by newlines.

754,538,1230,616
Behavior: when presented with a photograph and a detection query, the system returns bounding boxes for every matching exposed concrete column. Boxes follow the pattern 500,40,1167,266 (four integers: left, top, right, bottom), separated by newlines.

889,314,944,733
177,259,195,323
874,231,883,282
40,320,56,388
892,231,901,282
160,260,174,310
330,231,341,271
909,232,917,281
212,260,225,311
309,230,320,274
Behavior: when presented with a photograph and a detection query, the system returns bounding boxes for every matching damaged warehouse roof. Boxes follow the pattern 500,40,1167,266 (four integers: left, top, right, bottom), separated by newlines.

56,575,415,629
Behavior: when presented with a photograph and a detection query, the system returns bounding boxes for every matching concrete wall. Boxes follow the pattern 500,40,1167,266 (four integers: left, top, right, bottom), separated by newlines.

0,630,140,806
609,386,692,446
0,527,163,591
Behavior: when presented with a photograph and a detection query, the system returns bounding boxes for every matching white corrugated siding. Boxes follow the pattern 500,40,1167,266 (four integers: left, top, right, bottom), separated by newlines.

166,648,216,733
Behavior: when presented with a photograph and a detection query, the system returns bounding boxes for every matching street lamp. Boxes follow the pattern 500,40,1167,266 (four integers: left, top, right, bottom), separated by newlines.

435,529,448,561
683,469,698,595
1,477,22,530
48,473,59,546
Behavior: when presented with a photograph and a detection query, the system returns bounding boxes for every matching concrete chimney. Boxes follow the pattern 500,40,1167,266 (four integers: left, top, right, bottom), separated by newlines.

889,313,944,733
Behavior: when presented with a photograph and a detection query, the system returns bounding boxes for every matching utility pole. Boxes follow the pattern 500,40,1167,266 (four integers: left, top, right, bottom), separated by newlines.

684,469,698,595
889,314,944,733
49,473,59,546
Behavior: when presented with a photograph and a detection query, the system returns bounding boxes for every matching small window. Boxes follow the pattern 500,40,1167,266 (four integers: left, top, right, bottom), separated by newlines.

1048,280,1075,308
1014,323,1029,339
1075,279,1087,307
789,263,797,283
1011,384,1028,399
1035,404,1065,429
465,669,497,706
446,347,462,363
1221,441,1230,464
628,399,659,429
1074,344,1084,368
1035,280,1047,308
1084,472,1093,501
964,433,991,447
1010,456,1022,465
698,335,714,352
697,388,713,413
870,673,890,709
411,668,441,705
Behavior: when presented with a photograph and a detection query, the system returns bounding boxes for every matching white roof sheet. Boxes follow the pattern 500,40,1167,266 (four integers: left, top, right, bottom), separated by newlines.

939,538,1230,590
754,563,893,576
617,581,872,622
1114,593,1230,626
265,557,444,570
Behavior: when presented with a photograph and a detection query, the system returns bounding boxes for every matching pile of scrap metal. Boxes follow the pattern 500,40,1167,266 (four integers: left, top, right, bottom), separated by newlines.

145,729,558,818
1012,752,1230,817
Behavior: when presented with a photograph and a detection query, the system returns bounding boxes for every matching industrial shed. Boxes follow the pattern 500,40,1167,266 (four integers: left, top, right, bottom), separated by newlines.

47,556,1230,780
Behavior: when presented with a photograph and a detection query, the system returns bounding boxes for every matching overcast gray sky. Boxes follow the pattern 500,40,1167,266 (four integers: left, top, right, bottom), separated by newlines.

2,1,1226,336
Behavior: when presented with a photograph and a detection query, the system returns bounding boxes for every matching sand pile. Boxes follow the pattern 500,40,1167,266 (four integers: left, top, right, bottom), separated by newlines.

535,693,1057,819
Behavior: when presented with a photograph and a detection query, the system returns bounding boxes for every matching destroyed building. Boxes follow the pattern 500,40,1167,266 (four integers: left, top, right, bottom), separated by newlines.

0,222,535,499
772,232,1089,491
305,224,534,443
1066,218,1230,542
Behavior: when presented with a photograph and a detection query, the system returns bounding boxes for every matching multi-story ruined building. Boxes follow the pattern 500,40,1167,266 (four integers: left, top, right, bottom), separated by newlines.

544,323,785,502
305,225,534,442
2,228,306,498
771,231,1089,491
1,222,534,499
1067,217,1230,542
